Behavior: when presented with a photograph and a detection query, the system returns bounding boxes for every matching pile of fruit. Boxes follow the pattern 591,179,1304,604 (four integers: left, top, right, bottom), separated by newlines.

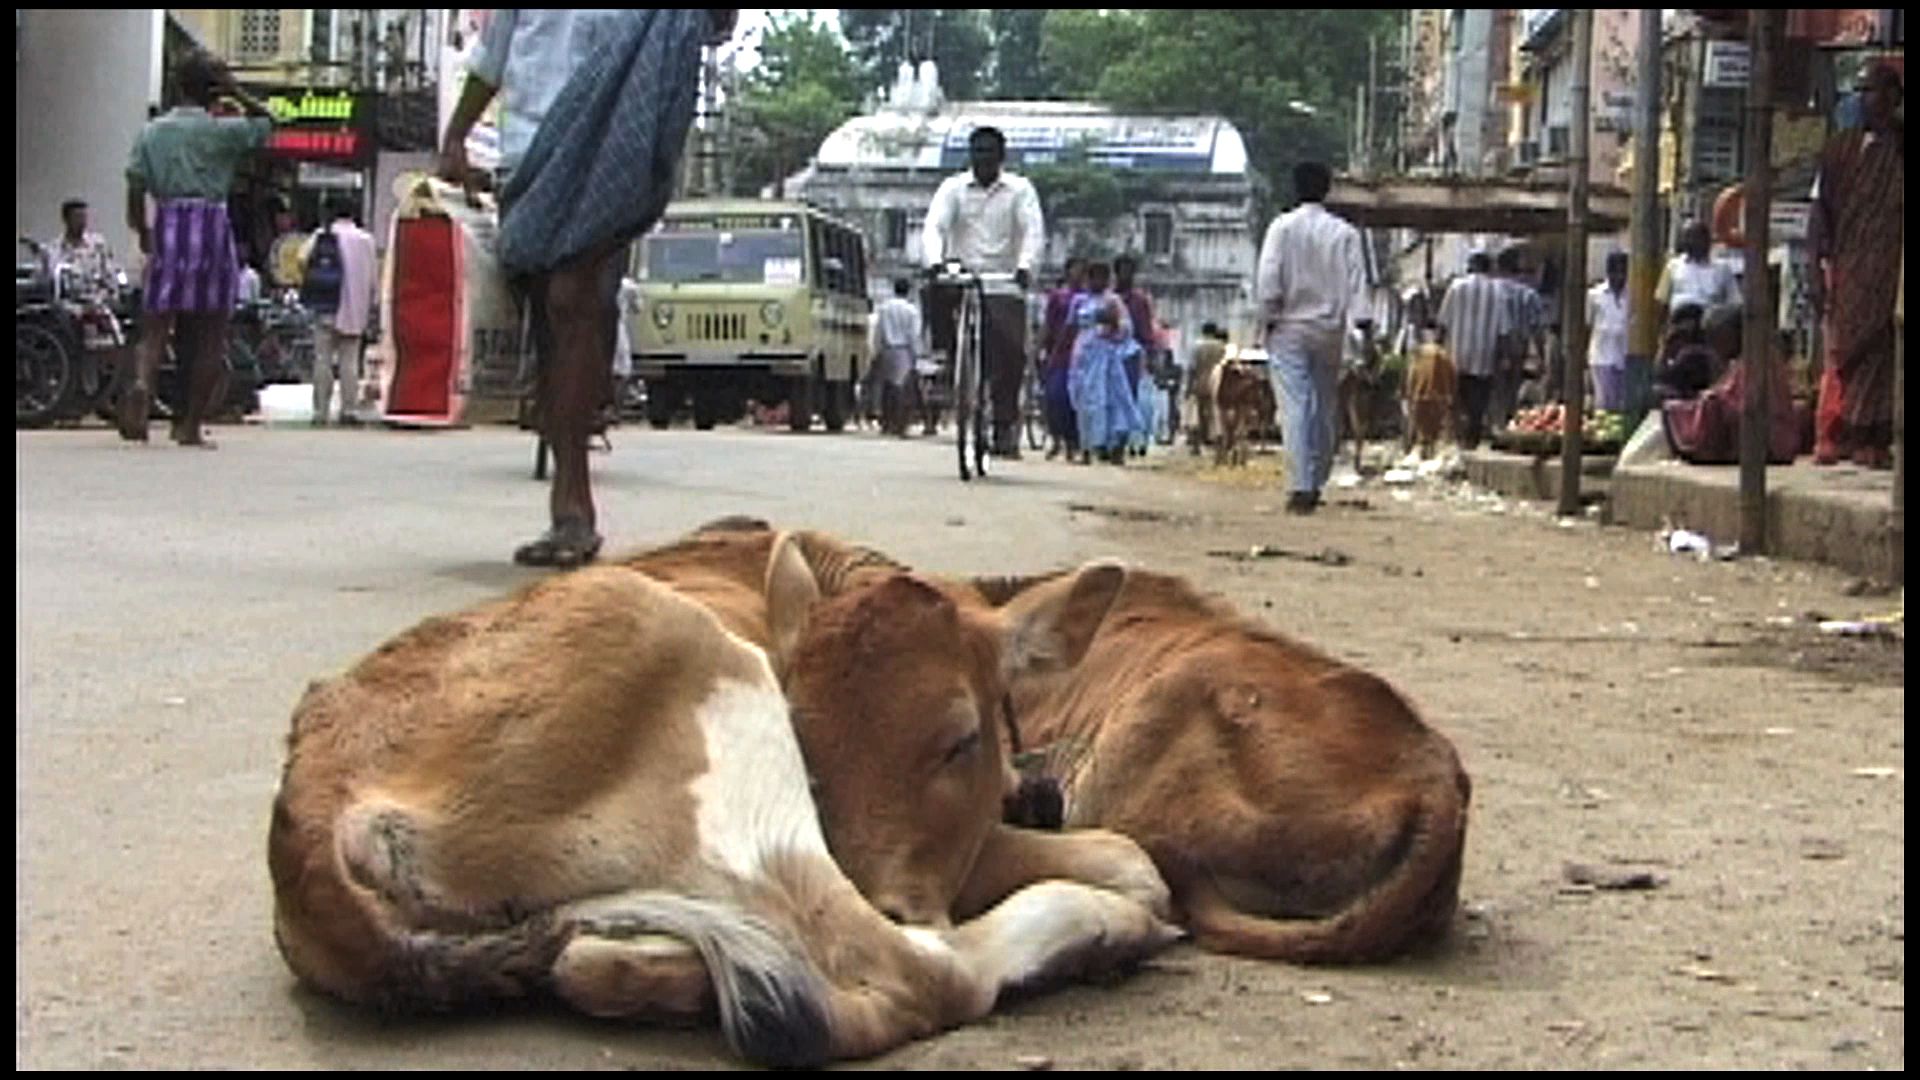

1500,406,1630,453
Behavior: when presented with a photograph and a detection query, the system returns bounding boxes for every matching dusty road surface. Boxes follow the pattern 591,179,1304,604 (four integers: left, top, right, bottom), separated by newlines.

17,425,1904,1069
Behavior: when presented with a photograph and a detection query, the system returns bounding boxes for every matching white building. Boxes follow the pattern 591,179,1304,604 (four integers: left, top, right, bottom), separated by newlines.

15,10,168,263
783,63,1262,346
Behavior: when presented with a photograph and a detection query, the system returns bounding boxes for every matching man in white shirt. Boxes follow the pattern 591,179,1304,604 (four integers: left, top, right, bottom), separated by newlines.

1255,161,1372,514
923,125,1045,458
1436,251,1511,449
1586,251,1632,412
868,277,924,437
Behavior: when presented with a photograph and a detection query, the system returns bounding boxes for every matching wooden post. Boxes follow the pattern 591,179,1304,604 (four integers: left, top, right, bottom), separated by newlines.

1556,8,1593,518
1626,8,1662,424
1738,11,1774,553
1895,231,1905,535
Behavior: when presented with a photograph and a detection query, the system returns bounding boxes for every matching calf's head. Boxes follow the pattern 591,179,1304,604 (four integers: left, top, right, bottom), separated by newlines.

766,536,1123,926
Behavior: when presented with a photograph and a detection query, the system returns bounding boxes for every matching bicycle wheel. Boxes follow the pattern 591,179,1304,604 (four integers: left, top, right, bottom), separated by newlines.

1024,362,1045,451
955,289,981,481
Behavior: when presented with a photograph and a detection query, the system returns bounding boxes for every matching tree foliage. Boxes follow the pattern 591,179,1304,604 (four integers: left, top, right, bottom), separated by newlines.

1038,10,1400,218
840,9,992,102
985,10,1052,99
731,12,861,197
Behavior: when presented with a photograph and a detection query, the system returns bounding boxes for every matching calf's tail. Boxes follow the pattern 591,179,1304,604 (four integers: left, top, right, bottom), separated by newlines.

1182,774,1469,964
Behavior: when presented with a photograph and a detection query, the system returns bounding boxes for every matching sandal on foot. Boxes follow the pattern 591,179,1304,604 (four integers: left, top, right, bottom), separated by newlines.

513,524,604,569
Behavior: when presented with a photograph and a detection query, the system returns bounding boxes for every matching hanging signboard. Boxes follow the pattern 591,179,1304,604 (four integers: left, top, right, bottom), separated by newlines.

248,86,377,167
1704,42,1750,89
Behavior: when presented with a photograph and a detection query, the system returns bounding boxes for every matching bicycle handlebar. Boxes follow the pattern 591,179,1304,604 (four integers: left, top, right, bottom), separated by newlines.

925,262,1024,293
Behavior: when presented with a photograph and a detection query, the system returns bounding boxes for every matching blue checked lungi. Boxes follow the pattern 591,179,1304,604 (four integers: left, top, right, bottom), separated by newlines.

142,199,240,315
498,10,709,275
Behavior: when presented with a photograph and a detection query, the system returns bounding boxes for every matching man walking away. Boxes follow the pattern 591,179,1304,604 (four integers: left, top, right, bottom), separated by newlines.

1586,251,1633,412
922,125,1045,459
1255,161,1372,515
1494,246,1545,427
1437,251,1510,449
122,51,274,447
303,202,379,426
440,9,736,567
868,277,923,437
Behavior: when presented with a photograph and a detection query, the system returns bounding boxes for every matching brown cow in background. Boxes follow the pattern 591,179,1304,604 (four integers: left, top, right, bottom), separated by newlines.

970,567,1472,964
654,522,1471,966
1207,359,1277,467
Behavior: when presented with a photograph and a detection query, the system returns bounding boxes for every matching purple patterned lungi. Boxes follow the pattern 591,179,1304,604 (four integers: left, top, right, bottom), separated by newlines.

142,198,240,315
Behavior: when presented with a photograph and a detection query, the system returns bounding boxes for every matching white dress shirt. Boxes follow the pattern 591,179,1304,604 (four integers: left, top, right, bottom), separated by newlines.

869,296,923,354
1586,282,1631,370
1659,255,1737,314
1255,202,1370,342
922,170,1045,275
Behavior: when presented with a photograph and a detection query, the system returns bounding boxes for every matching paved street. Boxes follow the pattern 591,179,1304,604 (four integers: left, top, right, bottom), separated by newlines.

16,422,1904,1069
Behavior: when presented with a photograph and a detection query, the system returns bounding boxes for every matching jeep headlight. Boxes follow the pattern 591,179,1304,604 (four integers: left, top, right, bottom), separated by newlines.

651,302,674,329
760,300,784,328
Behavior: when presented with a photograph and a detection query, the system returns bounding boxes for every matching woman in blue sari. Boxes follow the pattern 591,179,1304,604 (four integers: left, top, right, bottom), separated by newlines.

1068,284,1145,464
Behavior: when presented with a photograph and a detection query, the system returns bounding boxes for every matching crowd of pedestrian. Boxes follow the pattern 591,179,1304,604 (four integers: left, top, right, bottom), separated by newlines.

53,20,1899,572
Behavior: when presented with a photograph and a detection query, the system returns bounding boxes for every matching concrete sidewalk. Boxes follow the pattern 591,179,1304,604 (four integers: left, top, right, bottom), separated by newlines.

1464,447,1901,583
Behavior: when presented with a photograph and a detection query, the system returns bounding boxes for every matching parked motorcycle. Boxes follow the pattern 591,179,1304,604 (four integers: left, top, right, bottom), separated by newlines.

17,238,262,428
16,237,121,427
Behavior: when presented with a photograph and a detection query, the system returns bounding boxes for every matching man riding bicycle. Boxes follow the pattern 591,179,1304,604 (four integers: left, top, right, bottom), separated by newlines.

922,125,1045,460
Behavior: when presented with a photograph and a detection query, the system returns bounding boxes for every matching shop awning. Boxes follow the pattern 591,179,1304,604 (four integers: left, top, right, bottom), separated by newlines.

1327,176,1633,235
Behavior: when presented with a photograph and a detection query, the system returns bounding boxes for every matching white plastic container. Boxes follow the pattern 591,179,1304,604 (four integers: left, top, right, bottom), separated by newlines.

259,383,326,425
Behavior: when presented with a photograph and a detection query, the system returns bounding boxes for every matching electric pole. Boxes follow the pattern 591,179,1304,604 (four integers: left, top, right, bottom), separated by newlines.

1557,8,1594,519
1738,11,1776,553
1626,8,1662,428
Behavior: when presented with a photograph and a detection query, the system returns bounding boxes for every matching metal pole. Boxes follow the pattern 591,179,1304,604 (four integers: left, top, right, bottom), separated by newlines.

1738,11,1775,553
1367,35,1378,177
1626,8,1662,429
1557,8,1593,518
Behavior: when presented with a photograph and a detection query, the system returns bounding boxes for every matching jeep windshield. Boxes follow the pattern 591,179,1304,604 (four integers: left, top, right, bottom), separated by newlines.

642,230,807,286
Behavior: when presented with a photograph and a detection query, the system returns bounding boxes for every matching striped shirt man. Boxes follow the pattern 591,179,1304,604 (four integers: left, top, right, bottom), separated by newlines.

1501,277,1545,357
1437,267,1512,378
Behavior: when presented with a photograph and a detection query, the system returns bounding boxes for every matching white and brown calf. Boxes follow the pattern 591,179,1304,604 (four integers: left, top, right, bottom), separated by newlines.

268,534,1176,1066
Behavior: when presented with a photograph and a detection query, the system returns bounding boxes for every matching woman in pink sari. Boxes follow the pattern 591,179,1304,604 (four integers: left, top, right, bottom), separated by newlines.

1809,62,1903,469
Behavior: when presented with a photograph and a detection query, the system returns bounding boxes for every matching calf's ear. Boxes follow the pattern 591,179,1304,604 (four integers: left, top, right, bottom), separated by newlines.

765,531,822,681
995,561,1125,678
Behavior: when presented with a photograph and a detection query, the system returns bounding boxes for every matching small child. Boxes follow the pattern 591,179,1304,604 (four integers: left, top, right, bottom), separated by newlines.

1401,322,1456,459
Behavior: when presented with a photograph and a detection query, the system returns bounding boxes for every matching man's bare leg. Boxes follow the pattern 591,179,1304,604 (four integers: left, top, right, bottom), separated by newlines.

172,312,230,448
120,312,174,442
515,242,621,567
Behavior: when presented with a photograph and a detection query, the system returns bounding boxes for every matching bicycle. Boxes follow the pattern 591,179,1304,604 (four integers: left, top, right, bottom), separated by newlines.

1022,350,1047,453
928,261,1020,482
